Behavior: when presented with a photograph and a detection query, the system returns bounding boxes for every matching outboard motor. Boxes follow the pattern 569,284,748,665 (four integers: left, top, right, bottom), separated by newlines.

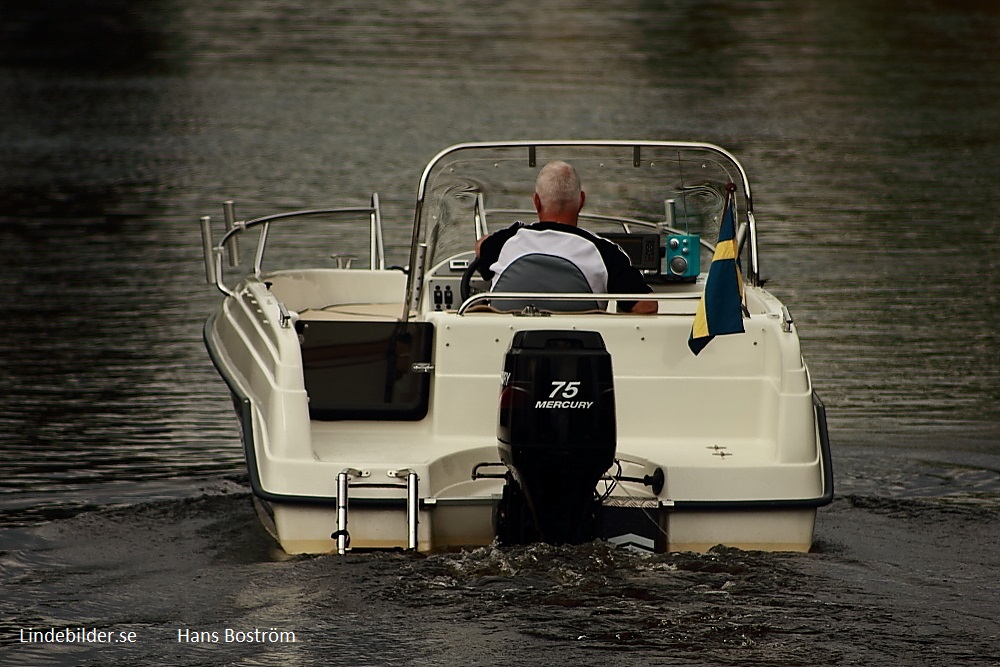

496,330,616,545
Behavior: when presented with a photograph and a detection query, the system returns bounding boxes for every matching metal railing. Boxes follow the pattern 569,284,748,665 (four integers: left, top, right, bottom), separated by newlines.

456,291,702,315
200,194,384,296
333,467,420,554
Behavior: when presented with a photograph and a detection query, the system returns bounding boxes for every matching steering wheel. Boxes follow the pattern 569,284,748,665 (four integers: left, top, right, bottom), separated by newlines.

460,256,485,303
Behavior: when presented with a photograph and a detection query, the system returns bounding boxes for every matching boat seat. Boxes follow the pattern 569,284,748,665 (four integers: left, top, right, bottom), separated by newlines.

491,253,602,312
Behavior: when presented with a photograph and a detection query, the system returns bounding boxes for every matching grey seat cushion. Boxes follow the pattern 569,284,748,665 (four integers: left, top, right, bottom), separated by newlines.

491,254,602,312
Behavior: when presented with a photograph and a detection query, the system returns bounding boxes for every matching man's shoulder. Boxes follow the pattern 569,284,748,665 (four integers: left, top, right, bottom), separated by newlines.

482,221,525,249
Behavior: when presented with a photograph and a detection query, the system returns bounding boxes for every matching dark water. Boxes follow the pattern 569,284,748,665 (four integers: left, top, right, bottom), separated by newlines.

2,1,999,665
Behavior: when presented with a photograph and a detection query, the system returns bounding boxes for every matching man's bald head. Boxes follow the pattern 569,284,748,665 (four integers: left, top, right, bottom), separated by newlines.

533,161,585,224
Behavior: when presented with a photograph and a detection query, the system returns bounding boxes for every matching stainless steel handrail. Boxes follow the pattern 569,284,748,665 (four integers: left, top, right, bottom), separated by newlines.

201,196,383,296
334,467,363,554
389,469,420,550
414,141,753,215
456,291,702,315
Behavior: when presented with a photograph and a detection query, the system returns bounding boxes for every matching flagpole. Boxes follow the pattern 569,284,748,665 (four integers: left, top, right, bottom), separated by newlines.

723,182,750,319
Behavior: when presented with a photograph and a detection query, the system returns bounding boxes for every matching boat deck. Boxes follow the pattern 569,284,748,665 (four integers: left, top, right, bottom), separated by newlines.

298,302,404,321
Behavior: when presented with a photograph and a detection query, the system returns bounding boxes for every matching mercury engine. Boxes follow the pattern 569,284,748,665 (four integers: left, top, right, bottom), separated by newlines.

495,330,616,545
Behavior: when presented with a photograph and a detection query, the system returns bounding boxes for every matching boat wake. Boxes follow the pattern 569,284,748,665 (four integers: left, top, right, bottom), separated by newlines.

2,491,999,665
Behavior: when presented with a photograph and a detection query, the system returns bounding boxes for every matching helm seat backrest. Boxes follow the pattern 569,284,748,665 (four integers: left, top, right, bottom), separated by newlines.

491,253,602,312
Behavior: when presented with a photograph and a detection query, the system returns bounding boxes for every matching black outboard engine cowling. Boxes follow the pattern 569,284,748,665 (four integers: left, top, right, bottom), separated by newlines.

497,330,616,545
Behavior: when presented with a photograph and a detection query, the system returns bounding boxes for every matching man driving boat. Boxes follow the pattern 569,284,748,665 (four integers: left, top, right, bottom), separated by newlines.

475,160,657,314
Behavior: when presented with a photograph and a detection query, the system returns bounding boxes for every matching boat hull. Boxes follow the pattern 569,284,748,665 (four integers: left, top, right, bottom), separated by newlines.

252,497,820,554
199,141,834,555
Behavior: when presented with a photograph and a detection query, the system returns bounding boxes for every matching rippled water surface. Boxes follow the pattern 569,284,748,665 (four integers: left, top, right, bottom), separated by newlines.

2,0,999,665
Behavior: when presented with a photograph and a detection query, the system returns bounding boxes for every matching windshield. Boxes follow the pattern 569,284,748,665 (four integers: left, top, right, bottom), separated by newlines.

413,142,753,272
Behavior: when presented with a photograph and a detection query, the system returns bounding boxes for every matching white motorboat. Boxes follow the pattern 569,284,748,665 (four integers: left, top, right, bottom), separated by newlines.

199,140,833,555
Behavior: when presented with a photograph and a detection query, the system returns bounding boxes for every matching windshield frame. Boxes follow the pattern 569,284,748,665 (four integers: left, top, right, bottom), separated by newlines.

403,141,758,320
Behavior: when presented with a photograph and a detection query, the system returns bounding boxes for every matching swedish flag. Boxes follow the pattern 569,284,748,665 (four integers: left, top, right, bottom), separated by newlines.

688,184,745,355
